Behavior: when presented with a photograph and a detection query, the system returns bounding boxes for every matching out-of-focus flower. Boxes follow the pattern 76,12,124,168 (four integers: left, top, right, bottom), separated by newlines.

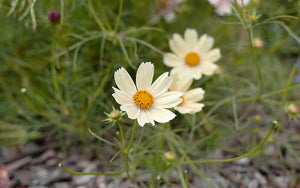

207,0,250,16
164,28,221,80
150,0,185,24
169,74,205,114
20,88,27,93
253,37,264,48
48,9,61,23
112,62,182,127
164,151,176,161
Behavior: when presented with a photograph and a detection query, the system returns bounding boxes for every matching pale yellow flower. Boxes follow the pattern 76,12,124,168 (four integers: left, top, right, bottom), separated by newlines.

112,62,183,126
169,74,205,114
164,28,221,80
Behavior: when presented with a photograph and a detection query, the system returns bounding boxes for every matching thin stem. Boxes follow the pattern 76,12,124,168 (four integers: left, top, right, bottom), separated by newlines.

184,170,191,188
96,1,112,30
127,120,137,150
59,163,122,175
247,28,263,98
114,0,124,32
87,0,107,32
177,166,188,188
275,65,297,119
117,121,126,151
181,120,277,165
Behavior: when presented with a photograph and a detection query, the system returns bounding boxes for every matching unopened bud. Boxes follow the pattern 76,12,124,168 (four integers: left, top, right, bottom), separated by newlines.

287,103,299,115
253,115,262,122
48,9,61,23
164,151,176,161
214,67,222,76
253,37,264,48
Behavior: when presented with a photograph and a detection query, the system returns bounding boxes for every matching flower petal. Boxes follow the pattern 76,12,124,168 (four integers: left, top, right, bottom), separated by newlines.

183,88,205,102
171,66,203,80
112,87,132,105
137,110,155,126
120,104,140,119
196,34,214,53
175,102,204,114
163,53,183,67
114,67,137,95
149,107,176,123
155,91,182,108
170,74,193,92
203,48,221,63
149,72,172,97
184,28,198,49
136,62,154,90
198,62,217,76
169,34,187,56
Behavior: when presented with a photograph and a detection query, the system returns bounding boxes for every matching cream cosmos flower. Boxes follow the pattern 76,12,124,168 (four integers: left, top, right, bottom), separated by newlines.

163,28,221,80
112,62,183,127
170,74,205,114
207,0,250,16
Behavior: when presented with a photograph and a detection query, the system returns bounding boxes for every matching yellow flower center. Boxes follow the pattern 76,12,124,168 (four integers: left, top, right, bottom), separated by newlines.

133,90,154,110
179,96,184,106
185,52,201,66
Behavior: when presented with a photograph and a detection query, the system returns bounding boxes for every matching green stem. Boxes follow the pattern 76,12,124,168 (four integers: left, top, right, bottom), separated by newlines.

181,120,277,165
184,170,190,188
59,163,122,175
127,119,137,150
247,28,263,98
114,0,123,32
96,1,112,30
177,166,188,188
117,121,126,151
275,65,297,119
87,0,107,32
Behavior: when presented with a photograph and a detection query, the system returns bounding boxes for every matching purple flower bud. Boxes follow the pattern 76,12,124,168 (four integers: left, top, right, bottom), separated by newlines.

48,9,61,23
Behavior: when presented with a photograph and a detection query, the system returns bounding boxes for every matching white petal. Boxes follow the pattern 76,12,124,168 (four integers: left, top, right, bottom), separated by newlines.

136,62,154,90
174,105,193,114
137,110,155,126
114,68,137,96
175,102,204,114
183,88,205,102
196,34,214,53
155,91,182,108
198,62,217,76
120,104,140,119
183,102,204,113
169,34,187,56
203,48,221,63
216,2,232,15
170,74,193,92
184,28,198,49
171,66,203,80
163,53,183,67
149,107,176,123
112,87,132,105
149,72,172,97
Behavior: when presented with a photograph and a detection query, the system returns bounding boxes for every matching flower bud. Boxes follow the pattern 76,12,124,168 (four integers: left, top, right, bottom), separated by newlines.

48,9,61,23
253,37,264,48
287,103,299,115
164,151,176,161
214,67,222,76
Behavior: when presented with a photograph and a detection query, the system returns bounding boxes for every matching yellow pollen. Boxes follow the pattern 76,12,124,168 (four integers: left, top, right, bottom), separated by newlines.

133,90,154,110
185,52,201,66
179,96,184,106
